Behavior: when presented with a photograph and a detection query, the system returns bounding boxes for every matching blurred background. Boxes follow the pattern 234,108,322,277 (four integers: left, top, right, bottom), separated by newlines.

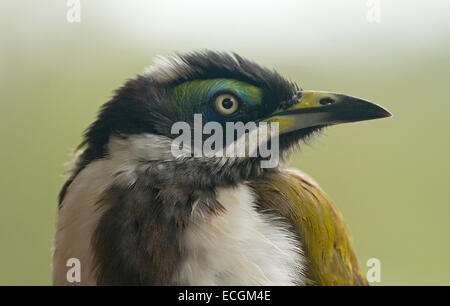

1,0,449,285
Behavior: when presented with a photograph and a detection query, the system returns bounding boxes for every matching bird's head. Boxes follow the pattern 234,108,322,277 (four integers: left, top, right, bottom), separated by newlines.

72,51,390,191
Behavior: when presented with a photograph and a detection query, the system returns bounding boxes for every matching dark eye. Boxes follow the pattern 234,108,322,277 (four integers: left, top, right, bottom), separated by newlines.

214,94,239,116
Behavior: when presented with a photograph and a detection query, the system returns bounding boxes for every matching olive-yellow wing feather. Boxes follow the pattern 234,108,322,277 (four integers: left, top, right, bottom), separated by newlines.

250,168,368,286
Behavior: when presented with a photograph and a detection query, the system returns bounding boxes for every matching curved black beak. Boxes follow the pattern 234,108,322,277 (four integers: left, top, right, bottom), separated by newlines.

263,91,392,134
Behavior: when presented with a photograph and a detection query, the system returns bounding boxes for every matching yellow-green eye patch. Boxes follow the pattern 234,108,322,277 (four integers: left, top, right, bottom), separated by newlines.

170,78,263,121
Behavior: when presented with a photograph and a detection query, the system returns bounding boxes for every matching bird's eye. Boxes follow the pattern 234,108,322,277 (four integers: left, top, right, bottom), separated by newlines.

214,94,239,116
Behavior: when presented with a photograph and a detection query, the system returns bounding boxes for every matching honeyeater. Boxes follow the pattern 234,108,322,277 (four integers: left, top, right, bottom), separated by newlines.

53,51,391,285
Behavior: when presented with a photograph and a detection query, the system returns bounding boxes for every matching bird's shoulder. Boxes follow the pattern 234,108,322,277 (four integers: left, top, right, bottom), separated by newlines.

249,168,368,286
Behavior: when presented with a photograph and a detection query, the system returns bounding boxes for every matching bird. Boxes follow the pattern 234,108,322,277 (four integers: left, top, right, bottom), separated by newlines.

53,51,391,286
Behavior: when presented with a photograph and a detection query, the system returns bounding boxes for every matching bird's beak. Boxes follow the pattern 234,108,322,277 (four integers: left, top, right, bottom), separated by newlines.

262,90,392,134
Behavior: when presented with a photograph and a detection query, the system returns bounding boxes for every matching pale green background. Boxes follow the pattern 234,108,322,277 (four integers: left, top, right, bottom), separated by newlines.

1,0,449,285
